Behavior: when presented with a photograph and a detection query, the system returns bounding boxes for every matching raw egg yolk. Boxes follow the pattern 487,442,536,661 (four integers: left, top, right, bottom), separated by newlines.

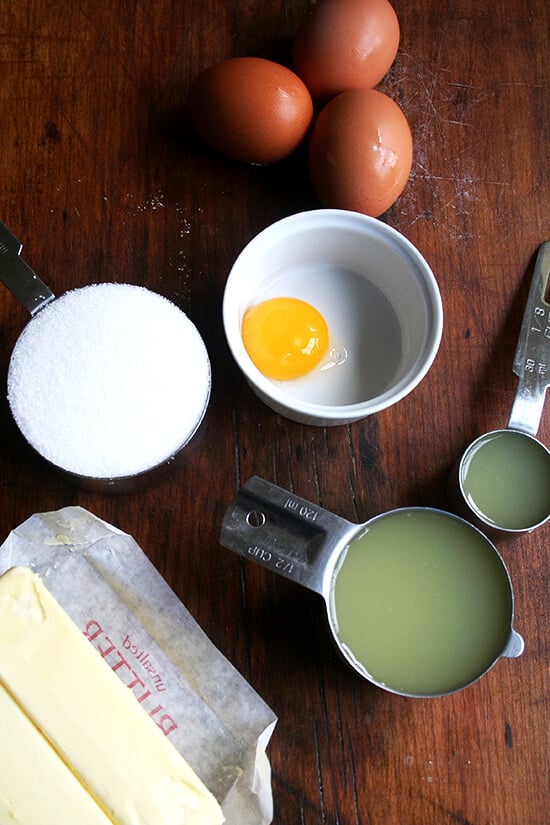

242,297,329,380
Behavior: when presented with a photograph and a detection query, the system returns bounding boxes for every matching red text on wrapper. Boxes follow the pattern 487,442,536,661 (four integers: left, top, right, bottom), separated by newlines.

84,619,177,737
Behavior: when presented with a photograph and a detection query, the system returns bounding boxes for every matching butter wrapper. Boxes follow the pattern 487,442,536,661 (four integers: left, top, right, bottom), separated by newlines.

0,506,277,825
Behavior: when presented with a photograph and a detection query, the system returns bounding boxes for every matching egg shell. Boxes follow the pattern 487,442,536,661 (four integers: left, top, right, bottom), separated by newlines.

187,57,314,164
307,88,413,218
292,0,400,99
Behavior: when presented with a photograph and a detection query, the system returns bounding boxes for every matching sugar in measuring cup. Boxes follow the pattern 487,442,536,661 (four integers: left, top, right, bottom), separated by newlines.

448,242,550,536
220,476,523,698
0,222,211,492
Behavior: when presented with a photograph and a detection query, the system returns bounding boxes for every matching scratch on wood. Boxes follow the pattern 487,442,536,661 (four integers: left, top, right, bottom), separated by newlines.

346,424,360,523
504,721,513,748
345,727,362,825
231,406,241,488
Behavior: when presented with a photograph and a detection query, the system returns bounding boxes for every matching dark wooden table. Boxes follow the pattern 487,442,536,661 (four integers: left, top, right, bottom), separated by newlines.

0,2,548,823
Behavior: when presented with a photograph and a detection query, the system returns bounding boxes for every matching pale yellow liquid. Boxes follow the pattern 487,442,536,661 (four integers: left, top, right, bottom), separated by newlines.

332,510,512,696
461,431,550,530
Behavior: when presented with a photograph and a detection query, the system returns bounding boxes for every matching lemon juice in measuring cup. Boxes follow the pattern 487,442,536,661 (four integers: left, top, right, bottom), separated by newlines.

459,430,550,531
221,477,524,698
448,241,550,536
330,508,514,696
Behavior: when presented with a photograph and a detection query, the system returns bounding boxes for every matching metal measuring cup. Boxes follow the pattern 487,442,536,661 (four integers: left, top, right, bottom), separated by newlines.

447,242,550,537
0,222,211,492
221,476,523,699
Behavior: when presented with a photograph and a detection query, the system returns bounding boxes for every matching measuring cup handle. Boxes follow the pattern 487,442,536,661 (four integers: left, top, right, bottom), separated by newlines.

0,222,55,315
220,476,357,596
508,241,550,436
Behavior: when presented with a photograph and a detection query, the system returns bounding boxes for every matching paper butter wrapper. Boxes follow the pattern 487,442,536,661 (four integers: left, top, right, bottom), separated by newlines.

0,506,277,825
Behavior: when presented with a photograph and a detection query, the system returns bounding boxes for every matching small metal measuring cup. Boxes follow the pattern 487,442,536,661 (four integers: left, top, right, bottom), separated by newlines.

221,476,524,698
448,242,550,537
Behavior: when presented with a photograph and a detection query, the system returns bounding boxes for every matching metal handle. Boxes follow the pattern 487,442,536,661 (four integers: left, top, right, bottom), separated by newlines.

0,222,55,315
220,476,357,595
508,241,550,435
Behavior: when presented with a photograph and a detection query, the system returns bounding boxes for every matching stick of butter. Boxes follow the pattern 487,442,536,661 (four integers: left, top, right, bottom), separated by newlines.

0,681,114,825
0,567,225,825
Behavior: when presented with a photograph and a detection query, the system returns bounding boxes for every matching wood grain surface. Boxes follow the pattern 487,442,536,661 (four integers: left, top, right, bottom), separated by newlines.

0,1,548,823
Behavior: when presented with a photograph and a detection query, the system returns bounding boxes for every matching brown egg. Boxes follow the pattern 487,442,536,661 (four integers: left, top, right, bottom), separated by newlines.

308,88,412,217
292,0,400,99
187,57,314,164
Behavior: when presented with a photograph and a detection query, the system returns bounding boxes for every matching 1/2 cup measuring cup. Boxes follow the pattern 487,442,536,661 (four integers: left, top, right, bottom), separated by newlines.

448,242,550,536
0,222,211,492
220,476,524,698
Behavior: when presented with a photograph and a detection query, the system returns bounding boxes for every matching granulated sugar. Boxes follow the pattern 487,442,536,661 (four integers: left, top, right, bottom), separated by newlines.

7,283,211,478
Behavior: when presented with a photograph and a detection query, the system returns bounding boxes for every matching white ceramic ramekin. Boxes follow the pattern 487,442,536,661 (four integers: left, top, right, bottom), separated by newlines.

223,209,443,426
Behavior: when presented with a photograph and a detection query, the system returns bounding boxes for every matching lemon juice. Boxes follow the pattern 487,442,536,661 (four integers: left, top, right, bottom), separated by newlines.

332,509,512,696
461,430,550,530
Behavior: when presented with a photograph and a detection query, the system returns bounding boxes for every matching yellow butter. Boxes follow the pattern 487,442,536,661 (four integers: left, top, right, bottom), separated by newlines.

0,682,113,825
0,567,224,825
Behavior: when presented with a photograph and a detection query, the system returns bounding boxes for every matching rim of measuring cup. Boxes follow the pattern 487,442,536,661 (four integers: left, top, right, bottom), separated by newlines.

457,428,550,534
223,209,443,425
325,505,519,698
